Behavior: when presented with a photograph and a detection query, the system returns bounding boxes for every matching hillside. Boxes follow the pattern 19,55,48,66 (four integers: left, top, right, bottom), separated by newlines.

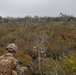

0,15,76,75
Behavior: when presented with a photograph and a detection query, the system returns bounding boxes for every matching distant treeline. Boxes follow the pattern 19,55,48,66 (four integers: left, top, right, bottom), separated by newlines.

0,13,76,24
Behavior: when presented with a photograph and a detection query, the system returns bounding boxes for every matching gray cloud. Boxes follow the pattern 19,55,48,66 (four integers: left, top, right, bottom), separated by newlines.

0,0,76,17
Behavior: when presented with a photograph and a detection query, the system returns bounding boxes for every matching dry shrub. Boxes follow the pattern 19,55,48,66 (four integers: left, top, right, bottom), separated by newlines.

15,50,32,66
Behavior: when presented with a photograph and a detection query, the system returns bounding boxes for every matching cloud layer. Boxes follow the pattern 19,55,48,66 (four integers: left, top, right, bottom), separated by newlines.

0,0,76,17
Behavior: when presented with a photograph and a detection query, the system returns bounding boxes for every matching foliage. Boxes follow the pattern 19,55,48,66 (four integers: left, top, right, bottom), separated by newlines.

0,16,76,75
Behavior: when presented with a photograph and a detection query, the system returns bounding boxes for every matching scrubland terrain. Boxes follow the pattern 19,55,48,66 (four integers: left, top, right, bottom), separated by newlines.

0,15,76,75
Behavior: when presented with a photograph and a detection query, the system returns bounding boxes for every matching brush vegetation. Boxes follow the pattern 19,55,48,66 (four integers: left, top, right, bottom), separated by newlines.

0,14,76,75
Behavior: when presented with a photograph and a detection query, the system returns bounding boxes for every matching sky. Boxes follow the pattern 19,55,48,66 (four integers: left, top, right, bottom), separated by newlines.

0,0,76,17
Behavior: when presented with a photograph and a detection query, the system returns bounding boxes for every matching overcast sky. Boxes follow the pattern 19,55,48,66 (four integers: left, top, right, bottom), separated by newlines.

0,0,76,17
